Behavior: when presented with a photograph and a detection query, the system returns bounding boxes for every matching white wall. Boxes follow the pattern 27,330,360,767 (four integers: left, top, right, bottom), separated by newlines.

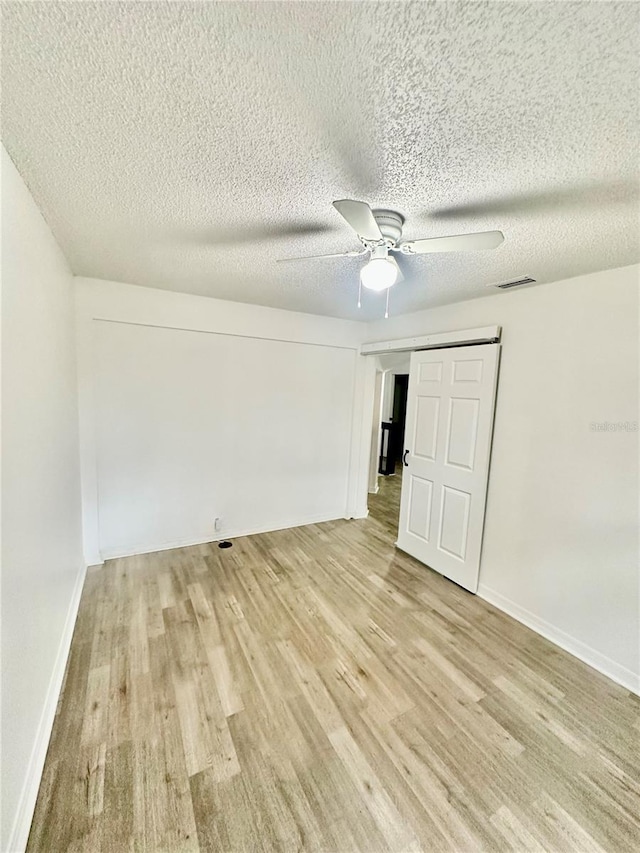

1,149,84,851
364,265,640,692
76,278,366,562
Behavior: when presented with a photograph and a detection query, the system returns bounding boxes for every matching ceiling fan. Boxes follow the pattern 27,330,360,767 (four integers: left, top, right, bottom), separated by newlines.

278,199,504,312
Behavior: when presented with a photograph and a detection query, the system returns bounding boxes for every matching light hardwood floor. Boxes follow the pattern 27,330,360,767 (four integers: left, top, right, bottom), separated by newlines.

368,467,403,538
28,473,640,851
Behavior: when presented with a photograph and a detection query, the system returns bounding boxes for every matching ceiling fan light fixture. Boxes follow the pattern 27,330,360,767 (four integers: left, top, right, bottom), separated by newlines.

360,257,398,291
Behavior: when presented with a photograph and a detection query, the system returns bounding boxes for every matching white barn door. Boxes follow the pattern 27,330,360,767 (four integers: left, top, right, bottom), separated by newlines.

397,344,500,593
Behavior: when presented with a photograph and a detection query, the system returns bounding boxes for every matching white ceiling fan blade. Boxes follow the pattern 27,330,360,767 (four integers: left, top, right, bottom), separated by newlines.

332,199,383,241
399,230,504,254
277,248,367,263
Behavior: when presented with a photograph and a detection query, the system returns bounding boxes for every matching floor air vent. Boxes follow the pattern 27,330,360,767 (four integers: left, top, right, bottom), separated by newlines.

490,276,536,290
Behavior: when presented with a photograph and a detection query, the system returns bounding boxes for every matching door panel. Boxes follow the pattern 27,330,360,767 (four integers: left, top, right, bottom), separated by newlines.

419,360,444,382
452,358,483,383
397,344,500,593
414,396,440,460
445,397,479,469
438,485,471,560
407,475,433,539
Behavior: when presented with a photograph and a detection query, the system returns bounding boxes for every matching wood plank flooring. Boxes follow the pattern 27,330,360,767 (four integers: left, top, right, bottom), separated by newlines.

368,468,403,538
28,474,640,851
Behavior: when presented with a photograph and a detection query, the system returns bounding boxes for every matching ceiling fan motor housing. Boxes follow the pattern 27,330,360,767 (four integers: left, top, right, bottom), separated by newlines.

372,209,404,244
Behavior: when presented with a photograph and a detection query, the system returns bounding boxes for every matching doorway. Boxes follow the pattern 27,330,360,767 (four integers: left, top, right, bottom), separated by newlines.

378,373,409,476
391,374,409,472
368,358,411,533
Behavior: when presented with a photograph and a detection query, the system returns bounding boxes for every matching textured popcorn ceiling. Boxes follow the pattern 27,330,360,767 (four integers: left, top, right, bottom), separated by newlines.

2,1,639,320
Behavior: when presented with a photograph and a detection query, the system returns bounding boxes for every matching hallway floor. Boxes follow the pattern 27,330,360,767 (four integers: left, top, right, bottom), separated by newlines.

28,482,640,851
368,468,402,538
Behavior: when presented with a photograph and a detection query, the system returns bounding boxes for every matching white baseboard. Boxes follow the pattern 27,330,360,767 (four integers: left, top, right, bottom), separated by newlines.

477,583,640,697
6,561,88,853
98,510,351,561
347,508,369,520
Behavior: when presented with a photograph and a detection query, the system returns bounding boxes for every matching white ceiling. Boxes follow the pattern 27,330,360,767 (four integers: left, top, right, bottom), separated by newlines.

2,1,639,320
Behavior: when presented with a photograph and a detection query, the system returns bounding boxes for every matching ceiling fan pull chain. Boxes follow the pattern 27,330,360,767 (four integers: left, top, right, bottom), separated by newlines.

385,288,390,319
357,279,362,309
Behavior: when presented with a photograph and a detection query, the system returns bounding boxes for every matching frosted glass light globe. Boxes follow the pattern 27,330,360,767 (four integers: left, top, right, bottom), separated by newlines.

360,257,398,291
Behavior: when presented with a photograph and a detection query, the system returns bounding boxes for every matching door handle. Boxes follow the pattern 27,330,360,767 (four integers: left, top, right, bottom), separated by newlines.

403,450,409,467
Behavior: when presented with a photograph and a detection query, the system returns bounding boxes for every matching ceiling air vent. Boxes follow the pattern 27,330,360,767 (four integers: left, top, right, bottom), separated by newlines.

489,276,536,290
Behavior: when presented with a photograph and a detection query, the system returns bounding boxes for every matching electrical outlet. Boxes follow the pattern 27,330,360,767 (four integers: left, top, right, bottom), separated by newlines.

214,517,222,532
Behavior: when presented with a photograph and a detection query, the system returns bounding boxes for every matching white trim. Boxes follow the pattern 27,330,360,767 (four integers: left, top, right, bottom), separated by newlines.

367,369,385,495
92,317,359,352
477,583,640,697
98,511,354,561
361,325,501,355
349,508,369,520
346,354,377,519
7,562,88,853
75,294,102,567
